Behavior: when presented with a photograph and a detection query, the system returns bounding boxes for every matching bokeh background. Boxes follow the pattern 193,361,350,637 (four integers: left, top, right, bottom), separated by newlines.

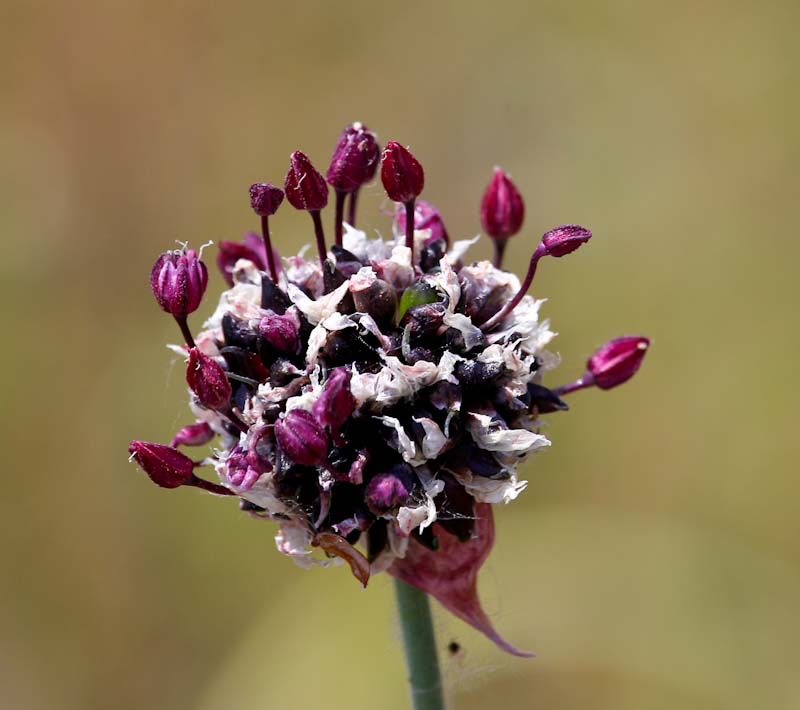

2,1,799,708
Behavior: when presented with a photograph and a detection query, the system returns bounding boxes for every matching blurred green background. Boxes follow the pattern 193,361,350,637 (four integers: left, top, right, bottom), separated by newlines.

2,1,798,708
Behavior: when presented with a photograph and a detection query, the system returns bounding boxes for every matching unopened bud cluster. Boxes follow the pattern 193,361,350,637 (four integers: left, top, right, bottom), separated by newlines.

131,122,649,654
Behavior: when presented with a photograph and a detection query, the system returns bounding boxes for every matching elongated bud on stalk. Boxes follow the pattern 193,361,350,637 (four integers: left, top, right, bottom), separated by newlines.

587,336,650,389
480,168,524,240
186,348,232,411
285,151,329,265
381,141,424,203
285,151,328,211
541,224,592,257
480,224,593,332
249,183,284,283
128,440,196,488
275,409,329,466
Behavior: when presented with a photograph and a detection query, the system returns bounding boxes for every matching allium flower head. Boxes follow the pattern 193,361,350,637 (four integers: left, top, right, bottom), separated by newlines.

129,123,649,656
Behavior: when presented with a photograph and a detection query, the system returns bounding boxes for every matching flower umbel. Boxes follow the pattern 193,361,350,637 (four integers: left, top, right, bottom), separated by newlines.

129,123,649,656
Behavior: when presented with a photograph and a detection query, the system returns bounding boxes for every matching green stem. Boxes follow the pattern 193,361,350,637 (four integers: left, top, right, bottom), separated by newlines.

394,579,445,710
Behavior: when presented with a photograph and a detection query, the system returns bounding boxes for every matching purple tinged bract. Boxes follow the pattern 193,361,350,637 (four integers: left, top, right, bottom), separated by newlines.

480,168,525,241
381,141,424,203
150,248,208,318
186,348,232,411
284,151,329,211
274,409,329,466
587,336,650,390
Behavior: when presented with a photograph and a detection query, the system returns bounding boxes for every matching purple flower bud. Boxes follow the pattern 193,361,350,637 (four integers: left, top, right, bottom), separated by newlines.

587,336,650,390
216,232,269,286
170,421,214,448
249,182,284,217
150,248,208,318
541,224,592,257
312,368,355,440
186,348,232,411
258,312,299,353
480,168,525,240
128,440,195,488
365,464,415,515
381,141,424,203
274,409,329,466
284,151,329,211
394,200,449,245
326,122,381,193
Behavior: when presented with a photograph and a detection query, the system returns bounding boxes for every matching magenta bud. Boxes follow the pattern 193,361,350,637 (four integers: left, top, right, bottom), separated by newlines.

249,182,284,217
284,151,329,211
381,141,424,203
312,368,355,439
365,464,414,515
587,336,650,390
394,200,449,245
150,248,208,318
480,167,525,240
216,233,269,286
326,122,380,193
274,409,329,466
186,348,232,411
541,224,592,257
258,312,299,353
128,440,195,488
170,421,214,448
